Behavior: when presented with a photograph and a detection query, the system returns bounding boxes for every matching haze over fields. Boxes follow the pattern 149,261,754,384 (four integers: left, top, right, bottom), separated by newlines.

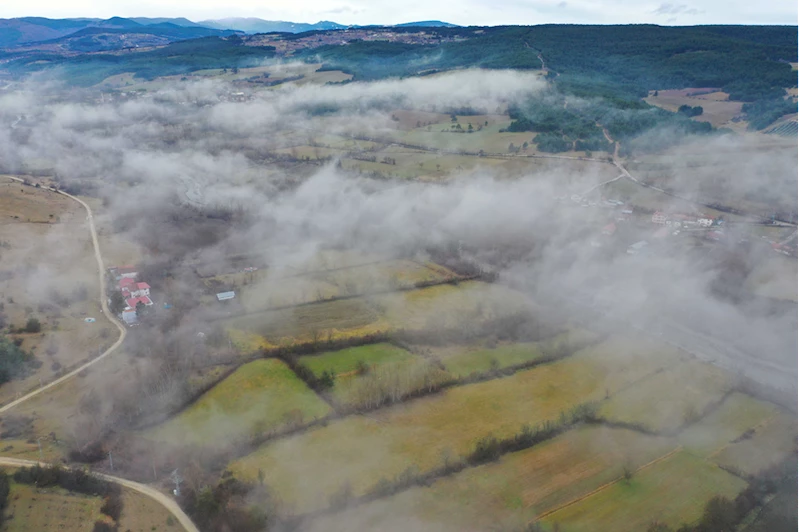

0,19,795,532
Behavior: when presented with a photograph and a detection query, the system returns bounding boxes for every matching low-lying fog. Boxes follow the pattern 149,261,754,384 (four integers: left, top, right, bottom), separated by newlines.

1,68,796,405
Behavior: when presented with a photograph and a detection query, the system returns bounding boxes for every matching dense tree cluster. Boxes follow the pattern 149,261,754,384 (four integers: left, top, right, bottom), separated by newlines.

0,333,38,385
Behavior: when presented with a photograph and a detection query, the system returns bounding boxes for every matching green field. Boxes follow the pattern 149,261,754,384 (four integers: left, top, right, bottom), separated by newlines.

145,359,332,447
600,360,733,433
678,392,779,457
227,336,678,513
299,342,438,408
541,451,747,532
712,412,798,476
299,343,417,376
301,426,675,532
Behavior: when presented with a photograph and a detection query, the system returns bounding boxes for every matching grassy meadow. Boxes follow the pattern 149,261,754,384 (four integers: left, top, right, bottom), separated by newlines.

678,392,779,457
227,335,682,513
299,343,416,376
599,360,733,433
541,451,747,532
712,412,798,477
145,359,332,447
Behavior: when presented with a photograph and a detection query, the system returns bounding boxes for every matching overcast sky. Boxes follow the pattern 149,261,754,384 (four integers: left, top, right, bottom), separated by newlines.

0,0,795,25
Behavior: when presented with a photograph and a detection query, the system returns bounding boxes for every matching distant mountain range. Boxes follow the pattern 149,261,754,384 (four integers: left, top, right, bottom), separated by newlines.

197,18,458,33
0,16,459,47
0,16,236,47
197,18,347,34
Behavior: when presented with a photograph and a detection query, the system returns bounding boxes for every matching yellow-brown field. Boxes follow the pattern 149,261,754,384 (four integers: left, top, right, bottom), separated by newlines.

300,426,675,532
540,451,746,532
644,89,744,128
712,412,798,476
600,360,733,433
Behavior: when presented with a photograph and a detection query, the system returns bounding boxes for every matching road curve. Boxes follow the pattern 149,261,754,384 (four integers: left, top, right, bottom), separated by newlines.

0,457,199,532
0,176,127,413
0,178,198,531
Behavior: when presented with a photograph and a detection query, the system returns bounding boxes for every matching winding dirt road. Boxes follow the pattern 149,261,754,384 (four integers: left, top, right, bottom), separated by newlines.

0,176,127,413
1,176,197,532
0,457,199,532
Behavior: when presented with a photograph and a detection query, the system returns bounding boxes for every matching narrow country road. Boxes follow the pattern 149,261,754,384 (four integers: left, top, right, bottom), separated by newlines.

1,176,197,532
0,176,127,413
0,457,199,532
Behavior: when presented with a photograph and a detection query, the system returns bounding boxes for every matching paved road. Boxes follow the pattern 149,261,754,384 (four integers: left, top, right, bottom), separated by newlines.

0,177,198,532
0,457,199,532
0,176,127,413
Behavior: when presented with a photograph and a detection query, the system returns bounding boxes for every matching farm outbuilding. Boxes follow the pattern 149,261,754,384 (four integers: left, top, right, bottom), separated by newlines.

216,291,236,301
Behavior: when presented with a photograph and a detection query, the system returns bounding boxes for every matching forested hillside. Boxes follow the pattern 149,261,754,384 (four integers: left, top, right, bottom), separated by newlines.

2,37,275,86
303,25,797,130
1,24,795,128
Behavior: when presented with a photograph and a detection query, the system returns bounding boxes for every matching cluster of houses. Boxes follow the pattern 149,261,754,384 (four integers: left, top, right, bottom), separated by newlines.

651,211,716,228
109,266,154,325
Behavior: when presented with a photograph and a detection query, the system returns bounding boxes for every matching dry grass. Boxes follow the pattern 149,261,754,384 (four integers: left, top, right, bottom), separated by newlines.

0,179,117,405
541,451,746,532
600,360,733,433
223,297,387,345
0,181,74,222
118,487,184,531
232,258,455,313
3,481,104,531
372,280,528,330
645,90,744,128
301,426,674,532
744,255,798,302
678,392,779,457
712,412,798,476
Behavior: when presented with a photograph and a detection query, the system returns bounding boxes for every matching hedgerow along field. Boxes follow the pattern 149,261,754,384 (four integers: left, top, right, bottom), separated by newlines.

300,425,675,532
298,343,442,407
226,334,684,514
145,359,332,447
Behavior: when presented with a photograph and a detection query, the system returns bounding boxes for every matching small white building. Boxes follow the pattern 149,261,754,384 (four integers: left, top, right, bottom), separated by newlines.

697,218,714,227
216,291,236,302
652,211,667,225
121,309,138,324
627,240,649,255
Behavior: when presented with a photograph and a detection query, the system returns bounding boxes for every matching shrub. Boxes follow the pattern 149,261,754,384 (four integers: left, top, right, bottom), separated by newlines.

92,521,116,532
100,493,123,521
24,317,41,333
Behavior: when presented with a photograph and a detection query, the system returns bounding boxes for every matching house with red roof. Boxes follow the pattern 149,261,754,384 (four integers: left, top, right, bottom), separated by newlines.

126,296,153,310
119,277,135,290
110,265,138,280
131,282,150,298
652,211,667,225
